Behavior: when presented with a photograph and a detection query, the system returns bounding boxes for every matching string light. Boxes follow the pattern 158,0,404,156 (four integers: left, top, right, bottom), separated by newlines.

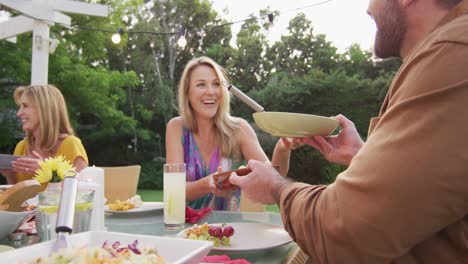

177,29,187,48
111,28,123,44
268,13,274,23
83,0,332,44
10,0,333,45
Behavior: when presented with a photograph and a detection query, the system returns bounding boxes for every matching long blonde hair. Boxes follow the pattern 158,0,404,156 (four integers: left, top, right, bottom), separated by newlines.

178,56,240,158
14,84,74,151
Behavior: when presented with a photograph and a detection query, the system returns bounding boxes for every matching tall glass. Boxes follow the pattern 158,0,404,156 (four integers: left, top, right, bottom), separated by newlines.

163,163,186,230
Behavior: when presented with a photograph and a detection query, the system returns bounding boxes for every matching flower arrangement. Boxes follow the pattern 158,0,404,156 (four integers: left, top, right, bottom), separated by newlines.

34,155,75,184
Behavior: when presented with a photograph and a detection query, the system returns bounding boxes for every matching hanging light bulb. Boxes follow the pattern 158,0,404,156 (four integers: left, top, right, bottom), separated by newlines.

112,28,123,44
177,29,187,48
177,35,187,48
268,13,274,23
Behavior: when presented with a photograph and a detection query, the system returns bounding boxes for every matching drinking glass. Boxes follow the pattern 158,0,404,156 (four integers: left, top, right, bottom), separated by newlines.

36,190,94,241
163,163,186,230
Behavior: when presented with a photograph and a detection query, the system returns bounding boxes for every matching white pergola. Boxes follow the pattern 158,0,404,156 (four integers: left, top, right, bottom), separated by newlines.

0,0,109,85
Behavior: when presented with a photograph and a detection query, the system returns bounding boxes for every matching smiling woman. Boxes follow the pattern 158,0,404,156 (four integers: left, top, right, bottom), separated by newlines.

0,85,88,187
165,56,299,212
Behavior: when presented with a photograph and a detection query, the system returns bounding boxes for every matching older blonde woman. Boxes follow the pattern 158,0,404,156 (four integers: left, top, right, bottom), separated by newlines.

0,84,88,184
166,56,296,211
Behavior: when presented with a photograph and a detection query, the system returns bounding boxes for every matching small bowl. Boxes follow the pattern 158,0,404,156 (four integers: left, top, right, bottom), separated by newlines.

0,210,33,241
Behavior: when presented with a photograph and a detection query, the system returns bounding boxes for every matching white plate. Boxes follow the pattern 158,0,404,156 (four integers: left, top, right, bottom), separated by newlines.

105,201,164,214
253,112,339,137
177,222,293,252
0,231,212,263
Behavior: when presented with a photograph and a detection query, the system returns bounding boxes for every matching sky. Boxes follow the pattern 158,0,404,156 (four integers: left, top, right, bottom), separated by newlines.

210,0,377,53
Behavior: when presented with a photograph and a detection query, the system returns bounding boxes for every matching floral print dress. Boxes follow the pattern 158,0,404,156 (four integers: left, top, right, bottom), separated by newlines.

182,127,243,211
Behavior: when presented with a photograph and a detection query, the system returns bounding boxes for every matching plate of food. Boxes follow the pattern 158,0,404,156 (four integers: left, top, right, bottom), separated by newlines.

105,201,164,214
176,222,293,253
0,231,213,264
105,195,163,214
253,111,339,138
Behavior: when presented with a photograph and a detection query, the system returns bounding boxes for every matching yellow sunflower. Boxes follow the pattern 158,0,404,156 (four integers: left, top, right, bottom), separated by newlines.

34,156,75,183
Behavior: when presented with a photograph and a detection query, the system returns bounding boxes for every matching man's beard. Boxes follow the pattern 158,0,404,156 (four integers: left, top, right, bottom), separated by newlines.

373,1,407,58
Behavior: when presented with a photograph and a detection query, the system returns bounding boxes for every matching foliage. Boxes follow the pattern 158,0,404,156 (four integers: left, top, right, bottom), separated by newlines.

0,80,21,150
227,10,275,93
138,158,164,189
268,13,338,76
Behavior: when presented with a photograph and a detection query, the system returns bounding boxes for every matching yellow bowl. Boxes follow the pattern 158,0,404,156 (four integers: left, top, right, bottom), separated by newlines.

253,112,339,137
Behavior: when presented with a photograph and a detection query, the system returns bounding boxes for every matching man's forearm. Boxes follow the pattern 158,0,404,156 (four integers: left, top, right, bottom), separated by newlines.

272,176,293,205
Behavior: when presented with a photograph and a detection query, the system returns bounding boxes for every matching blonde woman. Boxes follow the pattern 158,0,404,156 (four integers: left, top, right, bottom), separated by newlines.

166,56,296,211
0,84,88,184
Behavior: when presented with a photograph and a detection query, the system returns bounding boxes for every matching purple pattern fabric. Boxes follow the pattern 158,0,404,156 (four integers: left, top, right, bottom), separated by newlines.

182,127,241,210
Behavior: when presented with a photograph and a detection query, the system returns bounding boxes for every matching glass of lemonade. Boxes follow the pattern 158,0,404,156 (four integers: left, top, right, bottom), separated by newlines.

163,163,186,230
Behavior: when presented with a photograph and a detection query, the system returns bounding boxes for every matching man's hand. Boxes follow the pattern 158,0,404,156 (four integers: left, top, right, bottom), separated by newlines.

229,160,291,204
299,114,363,166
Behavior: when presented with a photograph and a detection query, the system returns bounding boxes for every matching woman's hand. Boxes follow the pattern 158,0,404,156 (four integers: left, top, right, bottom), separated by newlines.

11,151,43,175
278,137,304,151
208,167,233,198
298,114,363,166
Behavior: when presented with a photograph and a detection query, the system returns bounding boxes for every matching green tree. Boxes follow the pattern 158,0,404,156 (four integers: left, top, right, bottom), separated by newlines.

228,10,277,93
268,13,338,77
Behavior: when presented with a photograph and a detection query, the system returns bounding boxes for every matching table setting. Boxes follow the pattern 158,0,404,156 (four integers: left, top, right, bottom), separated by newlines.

0,198,294,263
0,162,295,263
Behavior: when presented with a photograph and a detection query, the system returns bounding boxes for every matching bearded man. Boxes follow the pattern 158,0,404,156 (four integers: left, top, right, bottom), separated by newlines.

230,0,468,263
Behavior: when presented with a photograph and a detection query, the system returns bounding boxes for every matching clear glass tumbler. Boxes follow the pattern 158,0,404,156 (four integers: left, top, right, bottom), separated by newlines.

163,163,186,231
36,190,94,241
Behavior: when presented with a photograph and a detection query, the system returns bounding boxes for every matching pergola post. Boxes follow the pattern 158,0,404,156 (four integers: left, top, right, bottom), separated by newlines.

31,20,50,85
0,0,109,85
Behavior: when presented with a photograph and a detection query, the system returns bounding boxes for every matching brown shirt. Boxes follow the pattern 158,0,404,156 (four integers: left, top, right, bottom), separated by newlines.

279,2,468,263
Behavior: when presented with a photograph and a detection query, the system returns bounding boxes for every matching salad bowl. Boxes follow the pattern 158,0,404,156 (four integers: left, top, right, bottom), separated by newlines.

0,231,213,263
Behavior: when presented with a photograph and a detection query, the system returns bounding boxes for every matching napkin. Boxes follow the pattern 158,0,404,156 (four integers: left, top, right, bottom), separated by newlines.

185,206,212,224
17,213,36,234
201,254,250,264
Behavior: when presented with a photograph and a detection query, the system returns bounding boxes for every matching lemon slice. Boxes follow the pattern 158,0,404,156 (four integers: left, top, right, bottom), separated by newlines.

39,202,93,214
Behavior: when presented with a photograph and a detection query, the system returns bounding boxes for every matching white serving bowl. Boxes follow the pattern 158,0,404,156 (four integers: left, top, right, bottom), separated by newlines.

0,210,32,241
0,231,213,263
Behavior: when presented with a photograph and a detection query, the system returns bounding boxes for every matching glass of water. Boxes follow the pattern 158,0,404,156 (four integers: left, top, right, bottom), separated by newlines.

36,190,94,241
163,163,186,231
